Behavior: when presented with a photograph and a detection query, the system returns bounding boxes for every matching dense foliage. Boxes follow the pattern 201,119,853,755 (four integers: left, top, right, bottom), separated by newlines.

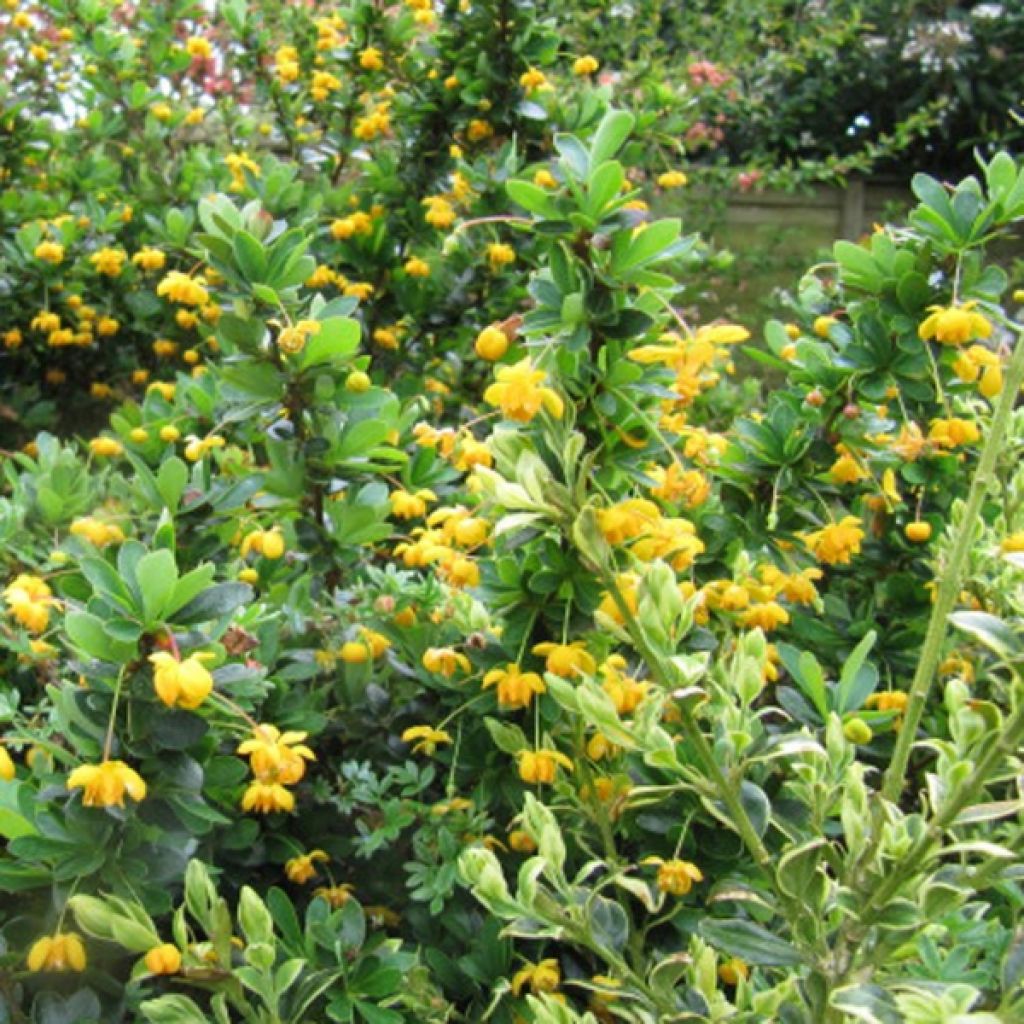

1,3,1024,1024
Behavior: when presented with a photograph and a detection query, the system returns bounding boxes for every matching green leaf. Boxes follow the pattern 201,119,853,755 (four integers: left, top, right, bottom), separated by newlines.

834,240,883,291
157,457,189,511
299,317,361,369
506,180,556,217
233,230,268,282
949,611,1017,658
589,108,635,165
699,918,804,966
836,631,878,714
165,564,217,618
65,610,136,661
554,133,590,179
140,995,211,1024
173,583,252,625
586,160,625,218
135,548,179,624
611,218,682,273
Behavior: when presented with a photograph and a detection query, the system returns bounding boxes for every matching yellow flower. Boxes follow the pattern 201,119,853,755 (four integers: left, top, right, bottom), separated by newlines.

718,958,749,986
829,450,868,485
238,725,315,784
401,725,453,755
404,256,431,278
390,488,436,519
905,521,932,543
486,242,515,273
507,829,537,853
277,319,321,355
156,271,209,306
484,358,564,422
4,574,58,632
740,600,790,631
533,168,558,189
466,118,493,142
657,170,688,189
532,641,596,678
67,760,147,807
928,417,980,448
1001,532,1024,554
423,196,456,229
89,436,124,458
27,932,86,972
315,883,355,908
149,652,214,709
144,943,182,975
474,325,509,361
285,849,329,884
241,527,286,559
241,780,295,814
918,301,992,345
519,67,549,92
803,516,865,566
0,745,14,781
511,958,560,996
34,240,65,264
517,748,573,785
359,47,383,71
573,55,599,76
647,856,703,895
422,647,471,677
483,664,546,710
89,247,126,277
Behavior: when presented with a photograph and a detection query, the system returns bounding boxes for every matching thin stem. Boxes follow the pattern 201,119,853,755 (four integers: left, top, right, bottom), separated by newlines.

882,322,1024,802
102,666,128,761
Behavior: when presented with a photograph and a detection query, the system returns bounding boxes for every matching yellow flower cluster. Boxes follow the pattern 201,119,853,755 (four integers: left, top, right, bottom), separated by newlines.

149,652,215,709
484,358,564,422
238,725,315,814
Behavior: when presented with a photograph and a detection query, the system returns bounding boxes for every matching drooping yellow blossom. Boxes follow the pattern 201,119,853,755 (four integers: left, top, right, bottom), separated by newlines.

511,958,561,996
156,271,209,306
803,516,865,565
237,726,315,784
144,943,182,975
67,760,147,807
647,856,703,895
918,301,992,345
4,574,58,632
277,319,321,355
285,849,329,884
315,884,356,908
484,358,563,422
70,516,125,548
483,663,546,710
422,647,471,677
518,748,573,785
149,652,214,709
27,933,86,972
573,55,600,76
241,528,286,559
401,725,453,755
389,488,437,519
241,781,295,814
928,417,980,448
532,641,596,678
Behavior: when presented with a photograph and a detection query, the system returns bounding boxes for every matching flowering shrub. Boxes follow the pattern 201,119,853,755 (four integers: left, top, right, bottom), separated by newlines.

2,3,1024,1024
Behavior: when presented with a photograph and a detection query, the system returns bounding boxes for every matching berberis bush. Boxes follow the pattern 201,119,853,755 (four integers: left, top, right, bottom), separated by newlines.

1,3,1024,1024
